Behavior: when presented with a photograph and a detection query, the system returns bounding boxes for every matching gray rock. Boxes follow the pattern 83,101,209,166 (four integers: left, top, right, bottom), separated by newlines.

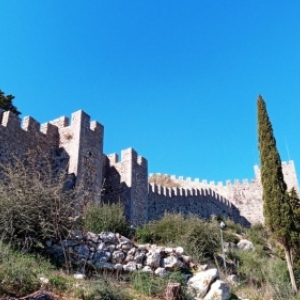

123,261,138,272
187,268,219,298
74,244,90,258
93,251,112,263
86,232,99,243
112,250,125,264
163,255,184,270
134,252,146,264
99,232,118,244
141,266,153,274
203,279,231,300
146,252,161,268
237,239,254,251
154,267,168,277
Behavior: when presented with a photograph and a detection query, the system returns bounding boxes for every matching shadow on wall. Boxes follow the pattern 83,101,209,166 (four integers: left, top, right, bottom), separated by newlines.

148,185,251,227
101,166,132,220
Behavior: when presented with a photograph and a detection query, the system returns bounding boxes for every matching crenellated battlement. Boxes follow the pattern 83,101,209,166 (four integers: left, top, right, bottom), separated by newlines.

106,148,147,168
149,173,256,189
0,107,298,227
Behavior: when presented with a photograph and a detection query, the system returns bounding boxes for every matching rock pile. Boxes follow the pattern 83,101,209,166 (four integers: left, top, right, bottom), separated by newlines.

48,231,191,276
47,231,233,300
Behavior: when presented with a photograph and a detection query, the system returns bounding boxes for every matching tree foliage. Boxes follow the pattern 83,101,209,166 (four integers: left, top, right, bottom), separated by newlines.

257,95,297,292
0,89,21,115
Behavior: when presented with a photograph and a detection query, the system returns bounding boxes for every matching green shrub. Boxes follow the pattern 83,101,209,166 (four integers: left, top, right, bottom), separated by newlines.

81,279,130,300
147,213,186,244
135,223,153,243
181,217,220,263
131,271,166,296
83,202,130,236
233,249,267,287
49,275,68,291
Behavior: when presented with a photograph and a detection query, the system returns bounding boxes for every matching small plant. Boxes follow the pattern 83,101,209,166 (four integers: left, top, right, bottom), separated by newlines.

49,275,68,291
0,240,53,297
135,223,153,243
81,279,130,300
131,271,166,296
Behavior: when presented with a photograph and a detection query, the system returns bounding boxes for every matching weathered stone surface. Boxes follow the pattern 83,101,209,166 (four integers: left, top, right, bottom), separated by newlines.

203,279,231,300
237,239,254,251
93,251,112,263
99,232,118,244
146,252,161,268
187,268,219,298
112,250,125,264
141,266,153,274
123,261,137,272
86,232,99,243
163,255,183,270
154,267,168,277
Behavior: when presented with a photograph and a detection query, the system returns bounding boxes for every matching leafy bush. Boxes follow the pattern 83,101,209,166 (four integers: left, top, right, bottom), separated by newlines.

181,217,220,263
136,213,221,264
83,202,130,236
232,249,267,287
135,223,153,243
146,213,186,244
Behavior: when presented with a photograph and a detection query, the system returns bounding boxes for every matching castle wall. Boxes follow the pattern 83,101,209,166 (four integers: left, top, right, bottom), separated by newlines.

0,109,104,207
148,183,250,226
1,108,298,227
50,110,104,205
0,109,59,171
102,148,148,226
150,160,299,225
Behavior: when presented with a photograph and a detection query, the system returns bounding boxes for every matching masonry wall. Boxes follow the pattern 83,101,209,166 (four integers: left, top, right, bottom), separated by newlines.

148,183,250,226
1,108,298,227
50,110,104,205
102,148,148,226
0,109,59,172
150,161,299,225
0,109,104,207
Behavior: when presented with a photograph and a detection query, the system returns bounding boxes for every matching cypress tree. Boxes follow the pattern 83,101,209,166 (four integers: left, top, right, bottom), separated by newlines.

257,95,297,293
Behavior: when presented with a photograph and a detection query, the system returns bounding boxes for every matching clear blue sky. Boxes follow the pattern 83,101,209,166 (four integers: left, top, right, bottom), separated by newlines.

1,1,300,183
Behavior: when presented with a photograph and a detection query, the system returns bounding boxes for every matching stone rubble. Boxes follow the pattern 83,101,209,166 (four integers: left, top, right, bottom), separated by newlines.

46,231,233,300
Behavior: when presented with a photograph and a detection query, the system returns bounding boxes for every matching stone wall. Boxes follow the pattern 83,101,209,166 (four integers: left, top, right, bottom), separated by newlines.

150,161,299,224
0,109,59,173
0,109,104,208
0,108,299,227
148,184,250,227
102,148,148,226
50,110,104,205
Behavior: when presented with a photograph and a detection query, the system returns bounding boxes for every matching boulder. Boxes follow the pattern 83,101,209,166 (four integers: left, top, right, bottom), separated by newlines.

99,232,118,244
237,239,254,251
111,250,125,264
155,267,168,277
187,268,219,298
86,232,99,243
203,279,231,300
146,252,161,268
123,261,137,272
163,255,184,270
